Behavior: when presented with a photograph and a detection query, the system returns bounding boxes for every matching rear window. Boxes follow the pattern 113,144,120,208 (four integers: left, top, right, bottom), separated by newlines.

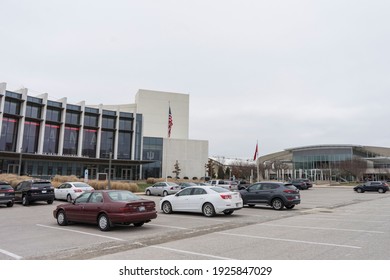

284,184,297,190
32,182,52,188
108,191,140,201
0,184,13,190
72,182,92,189
210,187,231,193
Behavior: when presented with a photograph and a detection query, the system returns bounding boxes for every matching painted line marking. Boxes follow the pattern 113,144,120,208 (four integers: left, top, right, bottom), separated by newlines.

294,217,386,223
0,248,23,260
256,223,384,234
146,224,188,230
150,245,233,260
36,224,125,241
218,232,361,249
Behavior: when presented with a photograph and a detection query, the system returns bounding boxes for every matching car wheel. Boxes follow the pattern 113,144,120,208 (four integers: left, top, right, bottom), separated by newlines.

47,200,54,204
285,205,295,209
6,201,14,207
378,188,385,193
271,198,284,210
223,210,234,215
133,222,144,227
202,203,216,217
163,190,168,197
146,190,151,196
162,201,173,214
57,210,68,226
22,195,29,206
98,214,111,231
248,204,255,208
356,188,364,193
67,194,72,202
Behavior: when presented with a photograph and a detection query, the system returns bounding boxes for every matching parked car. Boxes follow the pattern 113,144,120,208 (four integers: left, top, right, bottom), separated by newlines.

14,179,55,206
178,182,197,189
53,190,157,231
145,182,180,196
208,179,239,191
160,186,243,217
0,181,15,207
239,181,300,210
54,181,94,202
289,179,310,190
353,181,389,193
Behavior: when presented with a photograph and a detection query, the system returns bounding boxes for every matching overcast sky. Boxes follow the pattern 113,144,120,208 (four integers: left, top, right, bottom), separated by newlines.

1,0,390,159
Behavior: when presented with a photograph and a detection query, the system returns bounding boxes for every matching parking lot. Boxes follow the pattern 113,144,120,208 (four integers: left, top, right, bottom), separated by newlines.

1,186,390,260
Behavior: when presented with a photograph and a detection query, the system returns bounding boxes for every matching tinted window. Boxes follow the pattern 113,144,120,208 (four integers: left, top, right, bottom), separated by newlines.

177,188,192,196
0,184,13,190
75,192,91,203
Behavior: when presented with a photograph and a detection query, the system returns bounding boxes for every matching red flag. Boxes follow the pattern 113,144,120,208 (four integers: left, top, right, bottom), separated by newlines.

168,105,173,138
253,142,258,161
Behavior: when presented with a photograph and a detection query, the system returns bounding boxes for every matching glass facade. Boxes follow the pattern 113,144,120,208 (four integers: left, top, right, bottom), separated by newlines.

0,117,18,151
293,147,353,170
142,137,163,178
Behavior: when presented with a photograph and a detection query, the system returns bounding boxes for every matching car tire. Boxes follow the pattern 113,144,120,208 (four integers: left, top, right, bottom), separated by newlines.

57,210,68,226
98,214,111,231
163,190,168,197
285,205,295,209
356,188,364,193
223,210,234,215
146,190,151,196
6,201,14,207
271,198,284,210
248,204,255,208
202,203,216,217
133,222,144,227
67,194,72,202
162,201,173,214
22,195,29,206
47,200,54,204
378,188,385,193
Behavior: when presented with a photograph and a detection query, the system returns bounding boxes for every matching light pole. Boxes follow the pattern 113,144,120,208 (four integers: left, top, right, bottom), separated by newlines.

18,148,23,176
108,152,112,189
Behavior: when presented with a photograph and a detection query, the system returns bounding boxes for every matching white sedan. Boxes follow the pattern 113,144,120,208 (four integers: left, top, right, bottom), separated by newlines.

159,186,243,217
54,182,94,202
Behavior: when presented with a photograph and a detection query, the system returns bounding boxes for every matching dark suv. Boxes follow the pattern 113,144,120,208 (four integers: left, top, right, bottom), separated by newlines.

14,180,55,206
289,178,313,190
0,181,15,207
353,181,389,193
239,181,300,210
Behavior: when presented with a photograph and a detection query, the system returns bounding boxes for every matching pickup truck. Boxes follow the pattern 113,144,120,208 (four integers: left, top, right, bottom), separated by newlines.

208,180,239,191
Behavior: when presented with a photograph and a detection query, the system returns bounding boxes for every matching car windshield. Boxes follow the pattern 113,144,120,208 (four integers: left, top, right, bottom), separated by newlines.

32,182,52,188
210,187,231,193
108,191,140,201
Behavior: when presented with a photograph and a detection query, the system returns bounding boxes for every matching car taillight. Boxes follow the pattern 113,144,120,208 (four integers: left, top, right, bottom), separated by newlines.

283,189,295,194
119,204,133,212
74,189,83,193
220,194,232,199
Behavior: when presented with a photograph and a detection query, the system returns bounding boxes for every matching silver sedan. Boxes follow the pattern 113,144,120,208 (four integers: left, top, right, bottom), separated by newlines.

145,182,180,196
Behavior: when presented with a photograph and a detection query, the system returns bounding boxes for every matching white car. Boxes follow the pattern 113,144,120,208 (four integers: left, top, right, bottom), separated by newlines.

159,186,243,217
145,182,180,196
54,182,94,202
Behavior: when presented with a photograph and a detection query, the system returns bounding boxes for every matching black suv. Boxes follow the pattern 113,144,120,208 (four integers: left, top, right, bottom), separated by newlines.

14,180,55,206
0,181,15,207
353,181,389,193
289,178,313,190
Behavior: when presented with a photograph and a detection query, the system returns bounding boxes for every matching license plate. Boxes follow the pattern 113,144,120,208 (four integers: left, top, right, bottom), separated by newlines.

138,206,145,212
42,190,47,193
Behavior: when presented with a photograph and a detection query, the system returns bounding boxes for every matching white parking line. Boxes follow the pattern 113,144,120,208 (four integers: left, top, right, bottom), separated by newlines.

256,223,385,234
146,224,188,230
295,217,386,223
0,248,22,260
150,245,234,260
218,232,361,249
36,224,125,241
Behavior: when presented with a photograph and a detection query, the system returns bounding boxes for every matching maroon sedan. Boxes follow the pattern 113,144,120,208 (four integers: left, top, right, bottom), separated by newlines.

53,190,157,231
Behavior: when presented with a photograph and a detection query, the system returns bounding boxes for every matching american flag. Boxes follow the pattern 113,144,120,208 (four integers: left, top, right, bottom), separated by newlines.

168,105,173,138
253,141,258,161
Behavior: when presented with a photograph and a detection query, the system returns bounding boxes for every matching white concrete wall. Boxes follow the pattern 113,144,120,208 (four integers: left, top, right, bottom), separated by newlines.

163,138,208,179
135,89,189,139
